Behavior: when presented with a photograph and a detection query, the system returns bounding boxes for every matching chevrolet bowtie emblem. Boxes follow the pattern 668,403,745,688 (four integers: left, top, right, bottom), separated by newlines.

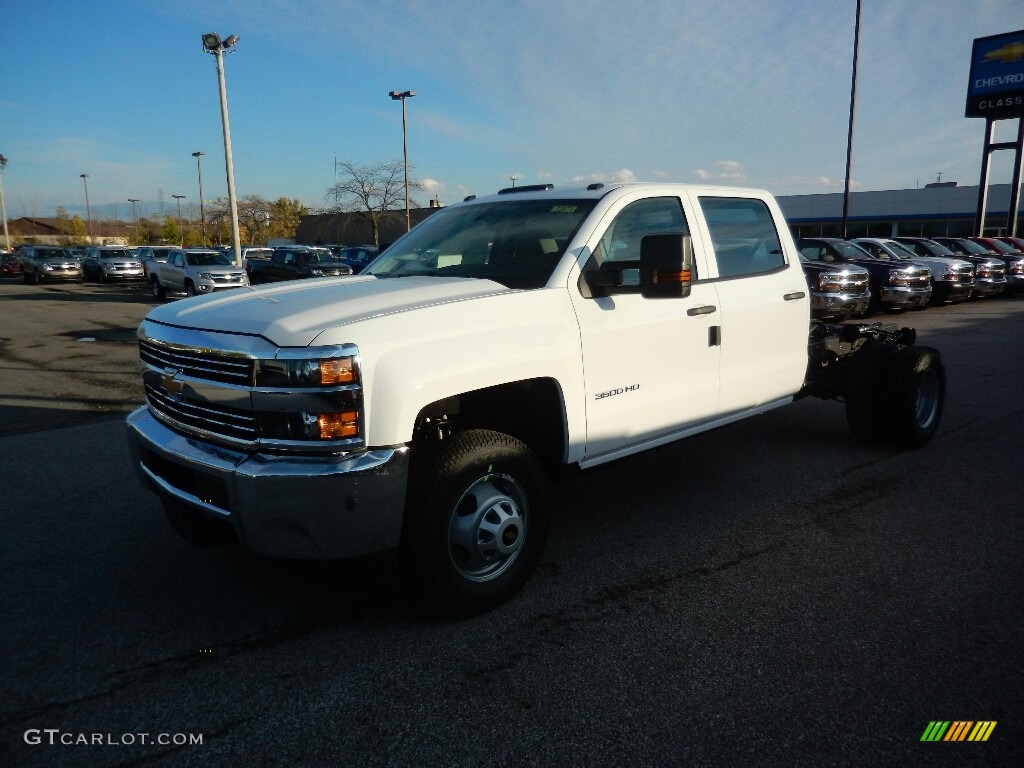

162,367,185,395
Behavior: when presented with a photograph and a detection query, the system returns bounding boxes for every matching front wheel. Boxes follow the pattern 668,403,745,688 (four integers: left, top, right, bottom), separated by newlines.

402,430,550,617
151,278,166,299
185,281,196,297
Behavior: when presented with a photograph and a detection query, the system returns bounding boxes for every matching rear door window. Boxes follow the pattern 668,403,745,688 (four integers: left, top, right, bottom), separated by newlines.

700,197,785,278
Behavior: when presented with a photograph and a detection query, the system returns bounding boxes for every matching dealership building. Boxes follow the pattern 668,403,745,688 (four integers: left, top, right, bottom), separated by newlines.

778,181,1022,240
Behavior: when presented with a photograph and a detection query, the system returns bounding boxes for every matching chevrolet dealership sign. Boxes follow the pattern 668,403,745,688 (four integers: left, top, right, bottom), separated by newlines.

966,29,1024,118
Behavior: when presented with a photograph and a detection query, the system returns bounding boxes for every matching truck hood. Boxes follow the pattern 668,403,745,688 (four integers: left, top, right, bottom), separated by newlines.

144,275,513,346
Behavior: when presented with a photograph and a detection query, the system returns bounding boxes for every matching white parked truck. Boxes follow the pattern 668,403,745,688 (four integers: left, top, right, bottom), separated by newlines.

148,248,248,299
126,183,945,615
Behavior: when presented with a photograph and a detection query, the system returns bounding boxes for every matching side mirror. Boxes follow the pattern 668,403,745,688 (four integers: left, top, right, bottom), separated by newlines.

640,234,693,299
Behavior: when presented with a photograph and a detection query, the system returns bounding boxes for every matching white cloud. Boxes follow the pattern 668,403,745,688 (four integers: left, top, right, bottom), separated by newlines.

692,161,749,184
570,169,638,184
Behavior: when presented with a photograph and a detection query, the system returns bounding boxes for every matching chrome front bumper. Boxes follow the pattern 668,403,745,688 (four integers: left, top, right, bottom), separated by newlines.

880,285,931,308
810,290,870,318
126,406,409,559
971,276,1007,296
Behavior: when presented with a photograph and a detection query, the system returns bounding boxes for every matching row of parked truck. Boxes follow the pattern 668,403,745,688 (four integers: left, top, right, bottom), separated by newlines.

797,235,1024,320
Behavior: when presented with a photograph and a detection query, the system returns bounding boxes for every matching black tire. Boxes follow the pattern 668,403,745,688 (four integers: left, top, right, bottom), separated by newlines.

151,278,166,299
161,497,235,547
22,271,30,284
882,346,944,449
402,429,550,617
185,281,196,297
845,342,898,443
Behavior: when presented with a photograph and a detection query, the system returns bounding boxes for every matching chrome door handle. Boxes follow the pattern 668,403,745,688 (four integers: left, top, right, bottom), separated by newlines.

687,305,717,316
783,291,806,301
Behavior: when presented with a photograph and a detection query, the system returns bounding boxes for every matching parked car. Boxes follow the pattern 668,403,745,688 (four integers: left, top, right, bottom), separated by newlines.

796,237,931,313
849,237,973,305
134,246,178,282
2,253,22,278
896,237,1006,298
932,236,1024,294
247,246,353,283
82,246,145,282
335,245,380,274
995,235,1024,253
19,246,85,283
796,252,870,320
148,248,249,298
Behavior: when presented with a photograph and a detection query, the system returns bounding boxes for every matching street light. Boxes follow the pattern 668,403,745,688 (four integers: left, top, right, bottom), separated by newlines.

202,33,242,265
0,154,10,252
509,174,520,188
127,198,140,243
841,0,862,239
172,194,186,246
390,89,415,231
80,174,93,242
191,151,206,246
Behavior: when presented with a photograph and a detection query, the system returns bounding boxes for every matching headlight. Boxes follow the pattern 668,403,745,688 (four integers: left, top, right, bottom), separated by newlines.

198,272,214,279
817,274,845,291
42,264,54,271
309,268,325,276
255,354,361,442
888,269,909,285
255,356,357,387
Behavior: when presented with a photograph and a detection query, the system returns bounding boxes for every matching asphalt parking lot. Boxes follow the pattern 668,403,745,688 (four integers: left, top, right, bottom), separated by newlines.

1,277,1022,767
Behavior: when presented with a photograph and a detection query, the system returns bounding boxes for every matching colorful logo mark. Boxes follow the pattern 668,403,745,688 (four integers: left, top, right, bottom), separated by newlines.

921,721,997,742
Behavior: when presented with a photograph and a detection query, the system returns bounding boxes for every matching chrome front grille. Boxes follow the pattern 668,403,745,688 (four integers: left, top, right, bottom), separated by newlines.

845,271,869,291
140,339,253,386
897,269,931,287
145,383,259,442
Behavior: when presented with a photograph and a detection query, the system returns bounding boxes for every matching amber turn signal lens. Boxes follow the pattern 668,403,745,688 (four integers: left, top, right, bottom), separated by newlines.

319,358,355,385
317,410,359,439
654,269,691,284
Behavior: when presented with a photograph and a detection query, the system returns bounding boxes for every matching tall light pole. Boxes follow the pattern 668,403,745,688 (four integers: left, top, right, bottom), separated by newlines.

509,174,520,188
80,173,93,242
841,0,862,239
0,154,10,252
192,151,206,246
172,194,186,246
390,89,415,231
202,33,242,265
127,198,140,243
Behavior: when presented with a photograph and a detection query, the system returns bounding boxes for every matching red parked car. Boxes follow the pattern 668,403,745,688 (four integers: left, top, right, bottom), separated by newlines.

1,253,21,277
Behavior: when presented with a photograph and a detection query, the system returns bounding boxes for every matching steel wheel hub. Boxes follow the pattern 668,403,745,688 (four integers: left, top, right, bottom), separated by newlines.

448,473,528,582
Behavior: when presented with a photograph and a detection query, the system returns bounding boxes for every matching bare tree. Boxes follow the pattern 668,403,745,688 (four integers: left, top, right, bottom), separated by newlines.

324,160,423,246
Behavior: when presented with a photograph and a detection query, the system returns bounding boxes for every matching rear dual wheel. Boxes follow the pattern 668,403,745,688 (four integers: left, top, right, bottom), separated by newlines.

845,343,944,448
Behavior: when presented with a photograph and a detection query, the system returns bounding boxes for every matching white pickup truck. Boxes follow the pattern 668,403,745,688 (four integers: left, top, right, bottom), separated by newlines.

126,183,945,615
148,248,248,299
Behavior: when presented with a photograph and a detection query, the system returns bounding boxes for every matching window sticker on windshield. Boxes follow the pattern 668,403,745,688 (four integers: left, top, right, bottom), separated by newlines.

550,206,578,213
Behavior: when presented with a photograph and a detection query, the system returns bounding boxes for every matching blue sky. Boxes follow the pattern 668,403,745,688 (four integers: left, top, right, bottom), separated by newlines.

2,0,1022,221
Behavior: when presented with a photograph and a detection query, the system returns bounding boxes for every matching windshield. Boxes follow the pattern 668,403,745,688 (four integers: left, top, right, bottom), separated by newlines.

100,250,132,260
912,239,956,257
365,199,597,289
976,239,1013,255
885,241,919,260
829,240,872,259
186,251,233,266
